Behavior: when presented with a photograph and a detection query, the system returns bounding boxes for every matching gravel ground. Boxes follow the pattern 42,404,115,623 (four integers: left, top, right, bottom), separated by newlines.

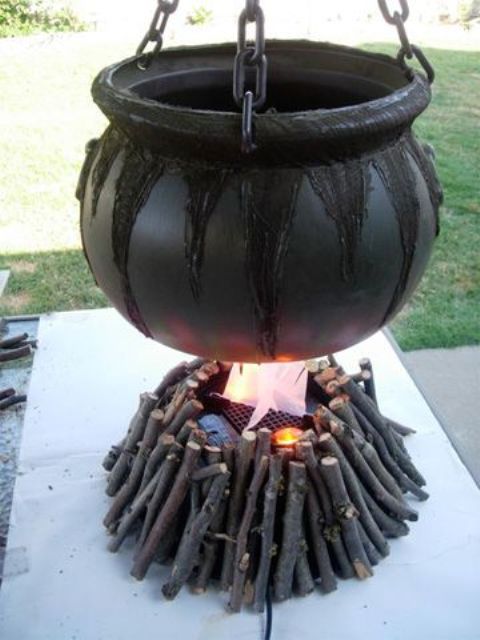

0,319,38,582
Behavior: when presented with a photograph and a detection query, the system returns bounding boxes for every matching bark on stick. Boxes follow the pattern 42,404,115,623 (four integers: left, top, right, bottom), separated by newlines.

106,393,158,496
229,455,269,612
253,454,283,612
273,462,307,602
132,441,202,580
162,470,230,600
320,456,373,580
220,430,256,591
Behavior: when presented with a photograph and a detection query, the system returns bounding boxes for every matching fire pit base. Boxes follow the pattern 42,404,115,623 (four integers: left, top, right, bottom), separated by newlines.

102,355,427,613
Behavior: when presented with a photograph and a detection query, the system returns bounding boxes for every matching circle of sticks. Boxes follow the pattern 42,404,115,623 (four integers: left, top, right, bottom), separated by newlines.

102,355,427,612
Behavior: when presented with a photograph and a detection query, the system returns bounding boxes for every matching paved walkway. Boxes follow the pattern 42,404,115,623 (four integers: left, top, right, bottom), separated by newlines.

404,346,480,486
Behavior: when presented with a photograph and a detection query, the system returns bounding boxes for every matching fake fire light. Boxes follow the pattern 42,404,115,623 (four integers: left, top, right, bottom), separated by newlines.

222,363,259,405
222,361,307,429
271,427,304,448
102,354,428,613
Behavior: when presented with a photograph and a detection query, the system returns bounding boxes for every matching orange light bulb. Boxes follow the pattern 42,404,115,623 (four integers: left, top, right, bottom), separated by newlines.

271,427,304,448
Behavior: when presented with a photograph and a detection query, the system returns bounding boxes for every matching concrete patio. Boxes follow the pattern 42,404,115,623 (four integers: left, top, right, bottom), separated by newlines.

404,346,480,487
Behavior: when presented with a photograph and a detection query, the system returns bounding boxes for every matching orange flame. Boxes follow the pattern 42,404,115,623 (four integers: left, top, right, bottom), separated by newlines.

271,427,304,448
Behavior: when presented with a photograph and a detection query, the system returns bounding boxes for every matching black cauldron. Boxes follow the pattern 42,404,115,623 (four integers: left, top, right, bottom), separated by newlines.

77,41,442,362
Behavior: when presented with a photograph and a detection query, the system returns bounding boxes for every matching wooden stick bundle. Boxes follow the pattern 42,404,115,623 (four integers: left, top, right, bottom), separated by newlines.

101,354,428,612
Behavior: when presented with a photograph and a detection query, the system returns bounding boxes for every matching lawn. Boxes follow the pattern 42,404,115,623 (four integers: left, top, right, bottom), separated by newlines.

0,34,478,350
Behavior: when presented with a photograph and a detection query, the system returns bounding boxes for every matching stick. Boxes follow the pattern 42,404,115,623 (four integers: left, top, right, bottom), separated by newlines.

339,375,426,487
188,428,207,448
12,338,37,349
193,450,231,594
108,467,162,552
307,372,333,406
220,431,256,591
317,433,390,555
360,487,409,538
253,453,283,611
137,441,184,547
161,482,201,568
314,404,344,431
139,433,175,492
320,457,373,579
221,443,235,471
327,354,339,367
294,528,315,597
192,462,228,482
389,426,410,456
163,399,204,437
328,421,418,522
357,521,382,566
351,405,429,501
359,358,377,406
255,428,271,466
0,394,27,410
204,445,222,465
102,437,126,471
162,386,188,425
328,397,365,437
0,333,28,349
304,359,321,374
106,393,158,497
387,418,416,436
325,380,341,397
199,445,222,497
154,362,188,399
132,440,202,580
316,367,338,386
229,455,269,612
273,462,307,601
186,356,209,372
0,344,33,362
176,419,198,446
0,388,15,401
296,440,355,579
350,371,364,383
354,434,406,502
103,409,164,527
154,511,187,565
305,483,337,593
162,470,230,600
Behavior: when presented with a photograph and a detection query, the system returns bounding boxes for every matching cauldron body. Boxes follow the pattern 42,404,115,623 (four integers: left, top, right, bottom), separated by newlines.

78,41,441,362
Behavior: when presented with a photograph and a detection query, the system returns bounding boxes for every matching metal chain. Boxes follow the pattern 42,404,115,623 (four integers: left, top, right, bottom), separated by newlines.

136,0,180,69
377,0,435,83
233,0,268,153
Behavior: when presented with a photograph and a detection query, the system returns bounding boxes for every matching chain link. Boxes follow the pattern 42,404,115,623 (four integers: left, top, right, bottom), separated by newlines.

377,0,434,83
378,0,409,24
136,0,180,69
233,1,268,154
398,44,435,84
245,0,259,22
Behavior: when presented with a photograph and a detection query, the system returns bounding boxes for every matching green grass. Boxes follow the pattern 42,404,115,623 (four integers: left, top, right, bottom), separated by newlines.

0,250,106,315
366,44,480,350
0,35,479,350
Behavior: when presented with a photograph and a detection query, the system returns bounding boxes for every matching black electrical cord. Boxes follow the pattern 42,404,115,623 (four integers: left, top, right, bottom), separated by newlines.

264,586,273,640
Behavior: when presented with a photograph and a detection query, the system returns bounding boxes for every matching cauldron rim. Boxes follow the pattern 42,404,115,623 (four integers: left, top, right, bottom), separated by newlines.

92,39,431,166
